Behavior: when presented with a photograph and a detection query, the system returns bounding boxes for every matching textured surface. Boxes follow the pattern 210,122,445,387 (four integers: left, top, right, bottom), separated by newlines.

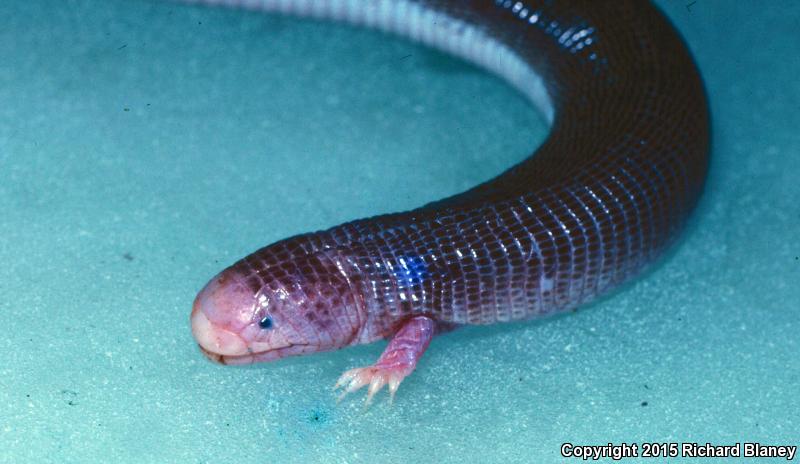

1,0,798,463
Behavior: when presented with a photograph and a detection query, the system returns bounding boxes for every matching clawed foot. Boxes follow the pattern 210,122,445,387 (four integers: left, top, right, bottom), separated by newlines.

334,316,436,407
333,364,412,407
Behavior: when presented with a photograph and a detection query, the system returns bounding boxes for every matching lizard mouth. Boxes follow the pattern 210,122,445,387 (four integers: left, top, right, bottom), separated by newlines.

198,343,311,365
191,303,305,364
191,300,314,364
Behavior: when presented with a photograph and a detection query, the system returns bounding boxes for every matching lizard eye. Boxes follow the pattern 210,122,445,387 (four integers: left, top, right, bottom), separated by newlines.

258,315,274,330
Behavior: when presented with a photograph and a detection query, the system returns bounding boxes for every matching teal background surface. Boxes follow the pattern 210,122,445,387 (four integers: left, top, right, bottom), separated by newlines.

1,1,797,462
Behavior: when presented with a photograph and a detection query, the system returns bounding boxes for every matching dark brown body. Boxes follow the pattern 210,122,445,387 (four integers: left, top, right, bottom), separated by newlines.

192,0,709,365
216,0,709,346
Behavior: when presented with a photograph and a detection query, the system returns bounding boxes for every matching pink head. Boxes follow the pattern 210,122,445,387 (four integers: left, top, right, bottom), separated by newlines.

190,245,363,364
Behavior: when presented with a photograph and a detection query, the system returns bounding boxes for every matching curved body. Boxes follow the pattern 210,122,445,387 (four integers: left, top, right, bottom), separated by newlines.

188,0,709,402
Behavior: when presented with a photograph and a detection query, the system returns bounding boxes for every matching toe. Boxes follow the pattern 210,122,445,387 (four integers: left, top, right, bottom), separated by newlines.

333,364,412,406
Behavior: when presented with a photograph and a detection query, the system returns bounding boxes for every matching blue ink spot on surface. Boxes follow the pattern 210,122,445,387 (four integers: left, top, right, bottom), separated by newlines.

306,408,329,424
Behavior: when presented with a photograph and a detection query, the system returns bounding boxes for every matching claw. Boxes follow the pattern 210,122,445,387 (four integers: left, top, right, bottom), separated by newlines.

333,368,359,390
334,368,371,403
388,376,401,404
333,365,410,407
365,373,388,406
333,316,435,407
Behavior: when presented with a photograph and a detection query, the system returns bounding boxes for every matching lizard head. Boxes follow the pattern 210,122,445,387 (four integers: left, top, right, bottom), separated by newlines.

190,241,363,364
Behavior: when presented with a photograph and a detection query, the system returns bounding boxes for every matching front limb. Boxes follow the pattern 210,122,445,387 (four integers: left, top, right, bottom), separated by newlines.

334,315,436,406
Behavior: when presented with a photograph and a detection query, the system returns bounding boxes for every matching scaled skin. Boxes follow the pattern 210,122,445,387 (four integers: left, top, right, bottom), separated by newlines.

187,0,709,407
